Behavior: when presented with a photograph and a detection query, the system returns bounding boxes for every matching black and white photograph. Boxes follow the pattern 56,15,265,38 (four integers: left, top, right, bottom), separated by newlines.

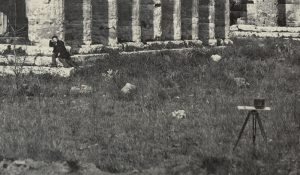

0,0,299,174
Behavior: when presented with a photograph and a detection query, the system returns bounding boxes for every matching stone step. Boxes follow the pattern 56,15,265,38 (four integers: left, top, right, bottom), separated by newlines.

0,40,204,56
0,44,54,56
230,24,300,39
230,31,300,38
0,54,109,67
0,66,75,77
0,47,205,67
0,55,56,67
230,24,300,33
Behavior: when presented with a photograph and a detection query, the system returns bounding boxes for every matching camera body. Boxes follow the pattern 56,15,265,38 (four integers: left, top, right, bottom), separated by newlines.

254,99,265,109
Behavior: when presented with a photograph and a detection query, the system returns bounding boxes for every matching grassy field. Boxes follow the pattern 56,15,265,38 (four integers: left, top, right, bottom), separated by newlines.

0,38,299,174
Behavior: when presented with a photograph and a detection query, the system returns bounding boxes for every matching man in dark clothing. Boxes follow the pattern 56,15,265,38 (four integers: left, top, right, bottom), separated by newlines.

49,36,77,67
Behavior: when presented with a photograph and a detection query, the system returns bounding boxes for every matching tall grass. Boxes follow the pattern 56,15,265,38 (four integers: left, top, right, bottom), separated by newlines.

0,38,299,174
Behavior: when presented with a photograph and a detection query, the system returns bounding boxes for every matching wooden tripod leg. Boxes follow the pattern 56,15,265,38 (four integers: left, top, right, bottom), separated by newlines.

256,114,267,143
252,113,257,157
233,112,252,150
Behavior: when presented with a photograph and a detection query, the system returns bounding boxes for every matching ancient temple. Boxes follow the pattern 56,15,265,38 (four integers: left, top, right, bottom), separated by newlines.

0,0,300,49
0,0,230,48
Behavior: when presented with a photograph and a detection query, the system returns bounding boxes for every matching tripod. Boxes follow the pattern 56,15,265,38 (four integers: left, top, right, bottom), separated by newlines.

233,108,269,155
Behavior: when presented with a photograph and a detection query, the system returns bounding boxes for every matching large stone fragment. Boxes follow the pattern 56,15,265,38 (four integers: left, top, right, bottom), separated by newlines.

211,54,222,62
70,84,93,95
121,83,137,94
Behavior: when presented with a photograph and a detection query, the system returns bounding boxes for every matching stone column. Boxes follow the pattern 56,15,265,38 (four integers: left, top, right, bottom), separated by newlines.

108,0,118,46
199,0,216,45
173,0,181,40
246,0,257,25
284,0,300,27
132,0,141,42
215,0,230,40
83,0,92,45
27,0,65,45
295,3,300,26
153,0,162,40
224,0,230,39
192,0,199,40
0,12,8,35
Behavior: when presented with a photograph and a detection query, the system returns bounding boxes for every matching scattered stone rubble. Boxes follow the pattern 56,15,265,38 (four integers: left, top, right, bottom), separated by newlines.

70,85,93,95
172,110,187,119
121,83,137,95
0,159,112,175
211,54,222,62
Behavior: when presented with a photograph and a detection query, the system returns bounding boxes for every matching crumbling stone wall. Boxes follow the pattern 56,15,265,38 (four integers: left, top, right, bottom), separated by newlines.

231,0,300,27
282,0,300,27
256,0,278,26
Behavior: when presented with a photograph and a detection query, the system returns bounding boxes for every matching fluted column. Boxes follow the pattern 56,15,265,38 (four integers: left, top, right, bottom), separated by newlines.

153,0,162,40
83,0,92,45
215,0,230,40
27,0,65,45
192,0,199,40
199,0,216,45
0,12,7,35
132,0,141,42
108,0,118,45
284,0,300,27
173,0,181,40
224,0,230,39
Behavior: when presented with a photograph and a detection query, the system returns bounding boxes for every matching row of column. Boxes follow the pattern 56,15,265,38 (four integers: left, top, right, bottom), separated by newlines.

25,0,229,46
81,0,230,46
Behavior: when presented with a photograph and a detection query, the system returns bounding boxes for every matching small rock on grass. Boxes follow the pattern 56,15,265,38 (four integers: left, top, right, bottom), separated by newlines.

234,77,250,87
80,85,93,93
70,85,93,95
211,54,222,62
172,110,186,119
224,39,233,45
121,83,137,94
